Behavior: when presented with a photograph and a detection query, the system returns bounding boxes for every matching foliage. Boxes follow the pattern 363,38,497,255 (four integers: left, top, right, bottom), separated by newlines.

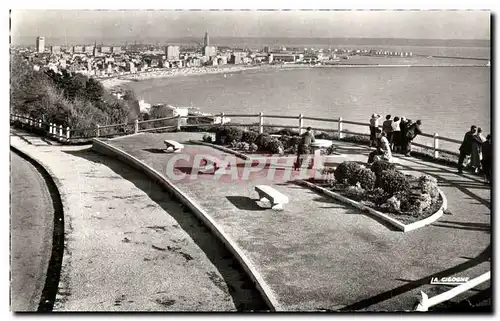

348,166,376,190
378,170,411,196
215,126,244,145
370,161,397,178
344,183,366,201
202,133,213,143
249,143,258,152
267,138,285,155
241,130,259,144
365,187,390,206
418,175,440,200
10,55,136,131
325,144,337,155
334,161,363,184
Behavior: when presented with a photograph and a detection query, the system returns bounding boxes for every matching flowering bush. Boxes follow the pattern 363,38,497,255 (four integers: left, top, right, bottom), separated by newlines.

320,168,336,185
249,143,258,152
366,187,390,206
419,175,439,200
334,161,363,184
268,138,285,155
238,142,250,151
344,183,366,201
386,195,401,212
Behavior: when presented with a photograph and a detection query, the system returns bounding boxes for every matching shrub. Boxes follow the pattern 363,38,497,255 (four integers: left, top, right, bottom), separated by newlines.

202,133,213,143
273,128,299,136
255,133,272,149
386,195,401,212
320,168,336,185
215,126,244,145
241,130,259,144
325,144,337,155
334,161,363,184
370,160,397,178
249,143,258,152
344,183,366,201
268,138,285,155
366,187,390,205
379,170,411,196
239,142,250,152
315,132,336,140
348,167,376,190
419,175,439,200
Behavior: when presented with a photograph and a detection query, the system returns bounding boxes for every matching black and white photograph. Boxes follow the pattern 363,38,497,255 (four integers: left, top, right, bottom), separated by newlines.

8,6,492,313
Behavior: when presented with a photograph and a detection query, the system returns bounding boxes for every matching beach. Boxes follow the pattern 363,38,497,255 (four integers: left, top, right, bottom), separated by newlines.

99,65,261,89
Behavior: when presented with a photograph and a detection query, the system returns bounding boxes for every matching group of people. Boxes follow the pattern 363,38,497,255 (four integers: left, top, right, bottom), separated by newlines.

458,125,492,183
367,114,423,163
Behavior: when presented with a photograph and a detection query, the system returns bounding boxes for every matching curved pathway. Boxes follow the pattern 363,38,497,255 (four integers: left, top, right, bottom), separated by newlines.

10,129,267,311
106,132,491,311
10,151,54,311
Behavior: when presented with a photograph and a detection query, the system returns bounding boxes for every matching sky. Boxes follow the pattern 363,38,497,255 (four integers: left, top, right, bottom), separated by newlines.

10,10,491,45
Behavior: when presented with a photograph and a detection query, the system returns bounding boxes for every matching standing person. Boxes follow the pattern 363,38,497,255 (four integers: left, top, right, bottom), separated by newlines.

481,134,492,184
294,127,315,170
471,127,486,174
399,117,408,154
382,114,393,147
404,120,422,157
458,126,477,174
369,113,381,147
391,116,401,152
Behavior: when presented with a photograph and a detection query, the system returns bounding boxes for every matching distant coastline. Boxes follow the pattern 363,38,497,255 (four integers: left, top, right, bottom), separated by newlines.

99,56,489,90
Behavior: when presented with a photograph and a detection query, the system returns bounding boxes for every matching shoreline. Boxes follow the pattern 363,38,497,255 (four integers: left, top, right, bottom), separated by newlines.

99,60,489,90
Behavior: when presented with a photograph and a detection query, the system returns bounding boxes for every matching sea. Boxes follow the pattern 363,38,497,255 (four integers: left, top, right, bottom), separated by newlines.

124,42,490,150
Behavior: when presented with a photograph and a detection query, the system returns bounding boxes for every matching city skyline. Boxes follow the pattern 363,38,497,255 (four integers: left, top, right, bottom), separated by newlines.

10,10,490,46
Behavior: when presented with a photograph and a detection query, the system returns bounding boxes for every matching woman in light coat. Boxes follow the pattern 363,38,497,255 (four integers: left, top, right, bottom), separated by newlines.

471,127,486,174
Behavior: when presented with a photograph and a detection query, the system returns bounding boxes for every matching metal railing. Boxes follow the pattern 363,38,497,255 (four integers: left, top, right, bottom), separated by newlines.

10,111,463,158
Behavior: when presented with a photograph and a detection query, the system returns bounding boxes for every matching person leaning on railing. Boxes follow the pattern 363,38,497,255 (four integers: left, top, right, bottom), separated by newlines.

382,114,393,147
404,120,422,157
369,113,381,147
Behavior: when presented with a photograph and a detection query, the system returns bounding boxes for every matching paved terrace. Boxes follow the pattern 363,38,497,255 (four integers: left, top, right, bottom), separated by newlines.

10,129,266,311
106,132,491,311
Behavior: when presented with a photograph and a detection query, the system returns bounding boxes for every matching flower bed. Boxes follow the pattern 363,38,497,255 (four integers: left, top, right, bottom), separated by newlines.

313,160,443,225
201,127,338,157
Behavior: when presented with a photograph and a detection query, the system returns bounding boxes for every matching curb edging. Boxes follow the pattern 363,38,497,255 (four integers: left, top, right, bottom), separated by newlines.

92,138,282,312
296,180,447,232
189,140,251,160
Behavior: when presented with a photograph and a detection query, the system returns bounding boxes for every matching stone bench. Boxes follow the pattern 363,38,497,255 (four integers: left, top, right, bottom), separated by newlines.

255,185,289,211
164,140,184,153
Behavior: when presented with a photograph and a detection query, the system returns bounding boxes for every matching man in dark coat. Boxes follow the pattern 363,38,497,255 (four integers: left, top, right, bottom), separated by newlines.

399,117,408,154
481,134,492,183
294,127,316,170
405,120,422,157
458,125,477,174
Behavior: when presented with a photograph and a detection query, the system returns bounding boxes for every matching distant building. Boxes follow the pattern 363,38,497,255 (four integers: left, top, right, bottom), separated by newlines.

203,45,217,59
84,46,95,54
165,45,180,61
204,31,210,47
36,36,45,53
73,46,83,53
51,45,61,54
270,53,296,63
230,51,247,64
112,46,122,54
263,46,271,54
101,46,111,54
